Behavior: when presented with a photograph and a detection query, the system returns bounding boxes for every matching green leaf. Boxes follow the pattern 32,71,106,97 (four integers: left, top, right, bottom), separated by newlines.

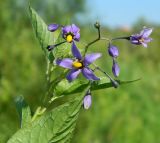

29,6,53,59
52,31,72,59
15,96,31,128
54,77,141,96
7,86,90,143
53,42,71,59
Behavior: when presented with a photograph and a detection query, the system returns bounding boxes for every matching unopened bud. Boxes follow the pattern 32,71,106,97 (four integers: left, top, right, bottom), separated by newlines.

83,94,92,110
108,44,119,58
47,45,54,51
112,60,120,77
94,21,100,29
48,24,59,32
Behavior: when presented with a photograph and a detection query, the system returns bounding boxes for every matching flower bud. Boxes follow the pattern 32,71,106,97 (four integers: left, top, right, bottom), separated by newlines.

83,94,92,109
47,45,54,51
48,24,59,32
108,44,119,58
112,60,120,77
94,21,100,29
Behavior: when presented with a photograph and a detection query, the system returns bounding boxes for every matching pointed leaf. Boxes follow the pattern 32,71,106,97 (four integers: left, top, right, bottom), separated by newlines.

7,86,90,143
15,96,31,128
54,77,141,96
29,6,53,60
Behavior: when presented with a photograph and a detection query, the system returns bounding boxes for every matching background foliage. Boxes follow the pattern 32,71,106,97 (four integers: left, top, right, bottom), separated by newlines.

0,0,160,143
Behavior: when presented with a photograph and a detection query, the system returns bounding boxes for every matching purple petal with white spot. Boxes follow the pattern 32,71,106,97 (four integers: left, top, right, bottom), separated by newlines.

56,58,73,69
66,69,81,82
84,53,101,66
82,67,100,80
72,42,82,59
83,95,92,109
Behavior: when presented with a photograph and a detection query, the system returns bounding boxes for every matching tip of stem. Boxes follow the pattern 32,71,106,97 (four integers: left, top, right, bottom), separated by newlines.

94,21,100,29
47,45,54,51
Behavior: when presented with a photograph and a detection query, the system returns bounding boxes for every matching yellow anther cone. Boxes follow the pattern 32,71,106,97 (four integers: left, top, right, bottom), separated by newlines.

72,61,82,68
66,35,73,43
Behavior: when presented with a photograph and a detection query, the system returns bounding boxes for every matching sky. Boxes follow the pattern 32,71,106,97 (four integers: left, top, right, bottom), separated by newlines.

85,0,160,27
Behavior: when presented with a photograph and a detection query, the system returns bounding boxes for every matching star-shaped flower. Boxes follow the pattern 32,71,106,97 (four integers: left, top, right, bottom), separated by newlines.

56,42,101,82
62,24,80,43
130,28,153,48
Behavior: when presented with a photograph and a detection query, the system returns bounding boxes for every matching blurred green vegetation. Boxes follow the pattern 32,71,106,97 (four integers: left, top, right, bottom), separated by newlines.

0,0,160,143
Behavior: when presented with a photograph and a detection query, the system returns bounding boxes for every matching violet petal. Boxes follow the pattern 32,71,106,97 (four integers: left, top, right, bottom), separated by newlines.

144,37,152,43
56,58,73,69
71,24,80,33
141,28,153,38
141,42,147,48
72,42,82,59
84,53,101,66
82,67,100,80
74,33,80,41
62,25,72,35
66,69,81,82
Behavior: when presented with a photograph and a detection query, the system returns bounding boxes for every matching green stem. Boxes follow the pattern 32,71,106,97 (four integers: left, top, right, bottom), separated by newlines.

93,63,119,88
111,36,130,41
83,25,101,57
40,60,51,104
31,106,46,122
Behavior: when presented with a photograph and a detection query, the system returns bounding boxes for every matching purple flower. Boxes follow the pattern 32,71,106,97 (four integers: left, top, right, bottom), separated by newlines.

108,44,119,58
112,60,120,77
56,42,101,82
83,94,92,109
130,28,153,48
48,24,59,32
62,24,80,43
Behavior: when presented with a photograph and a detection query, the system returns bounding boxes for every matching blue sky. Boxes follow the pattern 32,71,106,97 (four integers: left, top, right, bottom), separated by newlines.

85,0,160,27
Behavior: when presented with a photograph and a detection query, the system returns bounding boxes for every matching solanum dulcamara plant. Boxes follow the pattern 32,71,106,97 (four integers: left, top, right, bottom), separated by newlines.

7,6,153,143
47,22,153,109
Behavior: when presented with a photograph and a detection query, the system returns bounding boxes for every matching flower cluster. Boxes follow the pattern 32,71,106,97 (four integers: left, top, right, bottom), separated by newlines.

47,21,153,110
